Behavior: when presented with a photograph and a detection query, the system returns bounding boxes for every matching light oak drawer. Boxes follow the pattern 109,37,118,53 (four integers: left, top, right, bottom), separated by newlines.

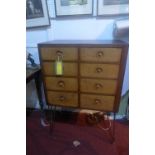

47,91,78,107
80,94,115,111
80,79,117,94
42,62,78,76
45,77,78,91
40,47,78,61
80,48,121,62
80,63,119,79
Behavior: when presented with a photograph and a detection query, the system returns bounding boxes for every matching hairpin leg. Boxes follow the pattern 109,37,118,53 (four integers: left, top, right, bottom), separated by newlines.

110,112,116,143
49,105,56,134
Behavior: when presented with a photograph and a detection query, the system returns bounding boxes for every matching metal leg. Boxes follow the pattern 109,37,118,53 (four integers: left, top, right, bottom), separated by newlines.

50,105,56,133
50,106,53,133
105,112,115,144
111,112,116,143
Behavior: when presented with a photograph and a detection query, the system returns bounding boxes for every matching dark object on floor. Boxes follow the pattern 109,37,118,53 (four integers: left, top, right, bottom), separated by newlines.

86,112,106,125
27,111,128,155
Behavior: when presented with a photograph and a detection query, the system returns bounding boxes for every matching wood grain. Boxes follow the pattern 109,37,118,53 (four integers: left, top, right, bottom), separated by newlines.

47,91,78,107
80,63,119,79
45,77,78,91
38,40,128,113
42,62,78,76
80,48,122,62
80,78,117,94
40,47,78,61
80,94,115,111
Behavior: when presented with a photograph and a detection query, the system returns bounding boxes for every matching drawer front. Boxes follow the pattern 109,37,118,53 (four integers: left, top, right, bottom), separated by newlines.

80,94,115,111
80,63,119,79
40,47,78,61
45,77,78,91
80,48,121,62
47,91,78,107
42,62,78,76
80,79,117,94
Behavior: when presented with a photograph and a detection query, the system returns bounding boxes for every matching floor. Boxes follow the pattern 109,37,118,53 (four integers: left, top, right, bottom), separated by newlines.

26,110,129,155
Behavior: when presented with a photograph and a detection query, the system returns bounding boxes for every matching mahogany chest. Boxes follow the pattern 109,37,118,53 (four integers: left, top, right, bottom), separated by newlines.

38,40,128,112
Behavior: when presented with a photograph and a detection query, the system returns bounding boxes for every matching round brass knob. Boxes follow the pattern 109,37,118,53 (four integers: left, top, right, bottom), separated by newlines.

95,83,102,89
94,99,101,104
96,67,103,73
59,96,65,101
58,81,65,88
97,51,104,57
56,50,63,57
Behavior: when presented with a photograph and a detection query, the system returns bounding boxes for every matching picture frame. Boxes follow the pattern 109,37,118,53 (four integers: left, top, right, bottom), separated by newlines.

26,0,50,28
97,0,129,16
55,0,93,16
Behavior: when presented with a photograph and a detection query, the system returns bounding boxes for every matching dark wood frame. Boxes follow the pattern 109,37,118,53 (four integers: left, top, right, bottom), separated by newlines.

38,40,128,113
54,0,93,17
26,0,50,29
38,40,128,143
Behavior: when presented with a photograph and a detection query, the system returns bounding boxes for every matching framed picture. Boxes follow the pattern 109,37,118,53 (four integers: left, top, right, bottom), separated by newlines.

26,0,50,28
97,0,129,16
55,0,93,16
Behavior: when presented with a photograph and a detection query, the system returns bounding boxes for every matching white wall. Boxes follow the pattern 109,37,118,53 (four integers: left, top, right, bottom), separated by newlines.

26,0,129,97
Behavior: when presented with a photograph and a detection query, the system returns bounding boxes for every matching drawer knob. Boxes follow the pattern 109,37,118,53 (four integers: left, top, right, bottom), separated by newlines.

59,96,66,101
58,81,65,88
95,83,102,89
94,99,101,104
96,67,103,73
97,51,104,57
56,50,63,57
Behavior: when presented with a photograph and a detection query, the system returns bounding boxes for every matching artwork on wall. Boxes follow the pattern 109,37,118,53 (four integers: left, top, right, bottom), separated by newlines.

55,0,93,16
26,0,50,28
97,0,129,16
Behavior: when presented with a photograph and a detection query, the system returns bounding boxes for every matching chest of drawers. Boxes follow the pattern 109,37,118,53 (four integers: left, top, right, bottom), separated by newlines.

38,40,128,112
